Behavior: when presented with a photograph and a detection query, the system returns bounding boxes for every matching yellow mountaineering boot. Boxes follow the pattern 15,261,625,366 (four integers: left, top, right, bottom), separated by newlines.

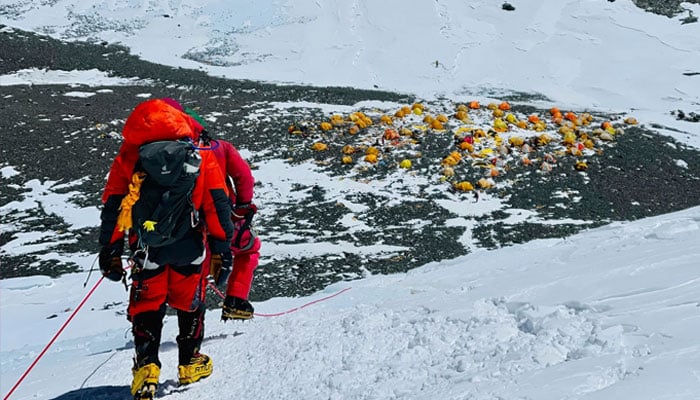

131,362,160,399
178,353,213,385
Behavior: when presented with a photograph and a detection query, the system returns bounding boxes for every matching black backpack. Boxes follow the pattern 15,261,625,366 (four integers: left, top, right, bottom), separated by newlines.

131,140,201,248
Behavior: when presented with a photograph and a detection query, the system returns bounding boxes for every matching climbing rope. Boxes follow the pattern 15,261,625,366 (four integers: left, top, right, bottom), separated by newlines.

207,282,352,317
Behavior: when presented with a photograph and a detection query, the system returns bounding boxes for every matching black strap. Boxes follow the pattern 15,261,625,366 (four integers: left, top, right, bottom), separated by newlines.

233,212,254,249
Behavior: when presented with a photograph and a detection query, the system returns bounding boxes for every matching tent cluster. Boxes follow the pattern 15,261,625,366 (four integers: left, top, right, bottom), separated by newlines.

289,100,638,193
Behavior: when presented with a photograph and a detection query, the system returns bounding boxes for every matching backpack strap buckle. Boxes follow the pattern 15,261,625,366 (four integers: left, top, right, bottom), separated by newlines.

190,209,200,228
129,248,147,272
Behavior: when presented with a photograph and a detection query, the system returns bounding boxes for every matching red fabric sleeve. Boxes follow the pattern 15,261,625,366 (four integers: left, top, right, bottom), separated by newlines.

193,150,234,243
213,140,255,205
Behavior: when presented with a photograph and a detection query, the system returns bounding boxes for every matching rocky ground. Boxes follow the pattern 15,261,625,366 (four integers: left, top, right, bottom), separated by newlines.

632,0,700,21
1,24,699,304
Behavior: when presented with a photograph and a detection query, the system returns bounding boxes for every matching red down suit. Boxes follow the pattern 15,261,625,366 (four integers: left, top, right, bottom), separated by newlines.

99,99,234,316
210,139,261,300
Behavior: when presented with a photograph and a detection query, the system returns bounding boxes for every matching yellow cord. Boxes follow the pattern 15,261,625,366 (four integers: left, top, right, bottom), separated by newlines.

116,172,146,232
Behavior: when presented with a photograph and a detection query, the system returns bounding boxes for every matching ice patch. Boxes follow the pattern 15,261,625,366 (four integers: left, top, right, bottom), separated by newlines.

1,166,20,178
0,68,148,86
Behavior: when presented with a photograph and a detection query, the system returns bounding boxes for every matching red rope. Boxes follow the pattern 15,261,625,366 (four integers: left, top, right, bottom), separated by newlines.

3,276,105,400
207,283,351,317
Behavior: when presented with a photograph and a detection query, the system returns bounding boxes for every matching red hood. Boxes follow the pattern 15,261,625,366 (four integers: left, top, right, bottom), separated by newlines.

122,99,200,146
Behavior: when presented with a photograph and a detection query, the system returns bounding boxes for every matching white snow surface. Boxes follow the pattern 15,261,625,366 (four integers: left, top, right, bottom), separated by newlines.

2,1,700,399
2,207,700,399
0,68,148,87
